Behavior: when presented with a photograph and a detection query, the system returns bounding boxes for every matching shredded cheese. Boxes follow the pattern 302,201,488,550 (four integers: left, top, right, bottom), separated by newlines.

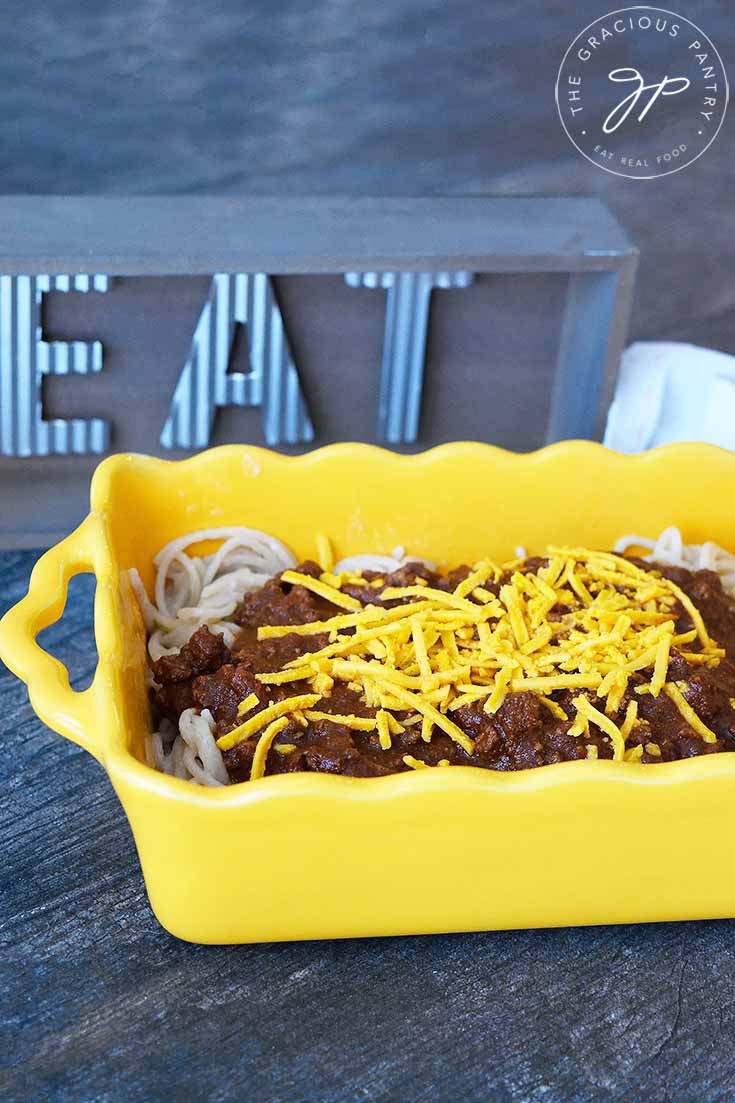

237,692,260,717
376,710,392,749
619,699,638,740
303,710,376,731
664,682,718,743
312,672,334,696
316,533,333,573
372,681,474,754
257,666,316,684
572,696,625,760
403,755,430,770
279,570,363,611
512,674,603,692
664,580,713,649
217,693,321,751
380,585,479,614
242,544,724,773
411,618,432,681
250,717,290,780
484,666,512,714
453,561,497,599
537,695,568,722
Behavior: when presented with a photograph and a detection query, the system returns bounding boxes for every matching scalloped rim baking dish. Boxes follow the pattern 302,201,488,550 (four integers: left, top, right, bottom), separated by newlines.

3,441,735,943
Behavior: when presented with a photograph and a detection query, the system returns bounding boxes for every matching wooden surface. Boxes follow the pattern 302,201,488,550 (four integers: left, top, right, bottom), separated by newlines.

3,550,735,1103
0,197,634,275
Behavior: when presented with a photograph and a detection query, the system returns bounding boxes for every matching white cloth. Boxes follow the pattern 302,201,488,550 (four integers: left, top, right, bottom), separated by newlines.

604,342,735,453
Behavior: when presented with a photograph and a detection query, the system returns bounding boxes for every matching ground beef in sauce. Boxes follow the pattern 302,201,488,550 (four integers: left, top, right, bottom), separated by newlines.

150,558,735,781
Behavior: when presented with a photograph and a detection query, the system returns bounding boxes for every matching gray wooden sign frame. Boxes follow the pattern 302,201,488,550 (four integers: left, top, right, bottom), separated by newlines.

0,196,637,546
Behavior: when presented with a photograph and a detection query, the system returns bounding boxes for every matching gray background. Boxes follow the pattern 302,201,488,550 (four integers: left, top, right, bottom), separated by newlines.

2,2,735,1101
3,0,733,353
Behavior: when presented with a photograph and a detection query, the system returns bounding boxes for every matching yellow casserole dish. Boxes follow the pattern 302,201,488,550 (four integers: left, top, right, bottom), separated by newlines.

2,441,735,943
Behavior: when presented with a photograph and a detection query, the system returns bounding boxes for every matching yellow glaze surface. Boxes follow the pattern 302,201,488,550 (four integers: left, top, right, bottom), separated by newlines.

2,442,735,943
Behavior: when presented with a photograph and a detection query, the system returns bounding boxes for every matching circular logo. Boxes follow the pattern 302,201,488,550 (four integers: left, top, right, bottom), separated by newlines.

556,6,728,179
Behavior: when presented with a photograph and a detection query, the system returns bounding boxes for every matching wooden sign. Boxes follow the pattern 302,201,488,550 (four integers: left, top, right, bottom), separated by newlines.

0,197,637,544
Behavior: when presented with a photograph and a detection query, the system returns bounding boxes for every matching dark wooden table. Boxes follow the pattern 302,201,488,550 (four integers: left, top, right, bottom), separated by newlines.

3,549,735,1103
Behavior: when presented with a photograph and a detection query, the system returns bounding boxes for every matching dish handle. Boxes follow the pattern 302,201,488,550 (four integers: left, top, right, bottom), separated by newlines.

0,516,103,762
